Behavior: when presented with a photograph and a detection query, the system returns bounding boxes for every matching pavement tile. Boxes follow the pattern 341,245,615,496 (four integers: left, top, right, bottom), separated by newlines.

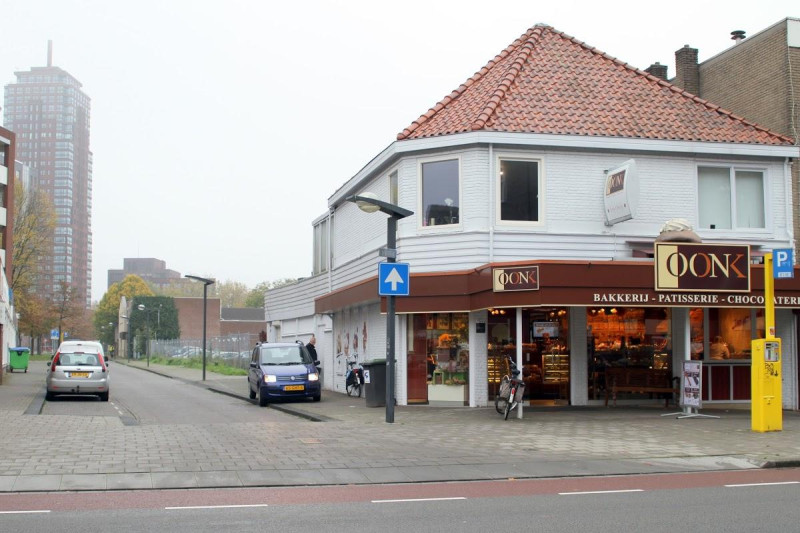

279,469,328,485
60,474,107,491
319,468,372,484
13,474,62,492
151,472,198,489
237,469,286,487
195,471,243,487
106,473,153,490
360,467,412,484
0,476,16,492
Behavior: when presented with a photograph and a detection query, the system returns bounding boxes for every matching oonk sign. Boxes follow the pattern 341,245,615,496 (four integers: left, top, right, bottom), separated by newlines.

655,243,750,292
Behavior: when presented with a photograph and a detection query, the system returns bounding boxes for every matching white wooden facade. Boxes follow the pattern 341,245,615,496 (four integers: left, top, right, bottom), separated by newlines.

266,133,799,409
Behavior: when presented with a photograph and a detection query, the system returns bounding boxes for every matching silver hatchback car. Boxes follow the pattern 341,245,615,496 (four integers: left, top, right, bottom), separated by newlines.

46,341,110,401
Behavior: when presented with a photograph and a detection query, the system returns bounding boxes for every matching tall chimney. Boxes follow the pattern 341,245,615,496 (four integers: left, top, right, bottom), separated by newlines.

674,45,699,95
645,62,668,81
47,40,53,67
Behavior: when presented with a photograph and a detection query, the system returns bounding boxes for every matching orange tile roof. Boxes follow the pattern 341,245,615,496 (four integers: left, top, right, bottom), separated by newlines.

398,25,794,145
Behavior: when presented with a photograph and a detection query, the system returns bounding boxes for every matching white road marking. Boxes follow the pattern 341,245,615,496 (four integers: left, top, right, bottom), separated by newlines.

0,510,51,514
559,489,644,495
725,481,800,488
371,497,466,503
165,504,269,510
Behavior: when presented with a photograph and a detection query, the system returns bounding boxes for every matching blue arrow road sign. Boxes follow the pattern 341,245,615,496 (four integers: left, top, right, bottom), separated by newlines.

378,262,410,296
773,248,794,279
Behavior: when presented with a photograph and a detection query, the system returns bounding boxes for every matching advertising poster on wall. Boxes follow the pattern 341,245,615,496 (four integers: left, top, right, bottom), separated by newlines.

681,360,702,408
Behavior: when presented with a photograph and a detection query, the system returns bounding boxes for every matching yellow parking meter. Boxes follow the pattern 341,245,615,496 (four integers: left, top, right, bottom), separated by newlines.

751,338,782,432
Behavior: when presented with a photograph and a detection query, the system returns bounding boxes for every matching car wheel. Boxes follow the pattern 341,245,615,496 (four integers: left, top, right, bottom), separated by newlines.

313,394,321,402
45,391,55,401
100,391,109,402
259,388,269,407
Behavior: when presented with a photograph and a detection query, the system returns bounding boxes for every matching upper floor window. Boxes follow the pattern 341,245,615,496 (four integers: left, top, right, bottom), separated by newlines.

421,158,459,227
389,170,398,206
312,216,330,276
698,166,765,230
498,158,541,223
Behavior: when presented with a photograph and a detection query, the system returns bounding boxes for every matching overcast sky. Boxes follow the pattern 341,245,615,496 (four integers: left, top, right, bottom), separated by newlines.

2,1,798,302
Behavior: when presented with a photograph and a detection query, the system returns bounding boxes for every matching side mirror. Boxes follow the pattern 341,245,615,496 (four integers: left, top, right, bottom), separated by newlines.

314,360,321,366
250,362,258,368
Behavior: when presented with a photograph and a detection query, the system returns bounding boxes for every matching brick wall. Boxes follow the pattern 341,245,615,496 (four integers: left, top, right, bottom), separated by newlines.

175,297,221,340
220,320,266,337
698,24,790,136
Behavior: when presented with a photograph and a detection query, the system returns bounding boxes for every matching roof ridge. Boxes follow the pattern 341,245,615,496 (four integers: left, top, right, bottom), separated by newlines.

545,27,796,145
397,24,548,140
470,26,546,131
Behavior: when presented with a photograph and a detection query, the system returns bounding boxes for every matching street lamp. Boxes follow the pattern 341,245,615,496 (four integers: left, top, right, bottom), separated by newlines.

185,274,215,381
346,192,413,423
137,304,150,367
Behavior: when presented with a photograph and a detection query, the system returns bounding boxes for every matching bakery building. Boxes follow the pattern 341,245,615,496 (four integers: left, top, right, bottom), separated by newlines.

264,24,800,410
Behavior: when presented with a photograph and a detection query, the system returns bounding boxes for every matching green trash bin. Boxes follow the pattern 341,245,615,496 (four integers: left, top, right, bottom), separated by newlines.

362,359,387,407
9,347,31,373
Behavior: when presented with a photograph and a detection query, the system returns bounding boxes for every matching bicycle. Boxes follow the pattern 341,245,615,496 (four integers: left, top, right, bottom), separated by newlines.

337,352,364,397
495,356,526,420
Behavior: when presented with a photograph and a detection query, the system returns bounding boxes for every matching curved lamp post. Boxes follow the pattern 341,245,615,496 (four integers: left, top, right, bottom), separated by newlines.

185,275,215,381
345,193,413,423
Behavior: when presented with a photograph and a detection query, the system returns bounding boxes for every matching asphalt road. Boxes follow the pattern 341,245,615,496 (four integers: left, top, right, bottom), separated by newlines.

2,469,799,532
43,362,285,425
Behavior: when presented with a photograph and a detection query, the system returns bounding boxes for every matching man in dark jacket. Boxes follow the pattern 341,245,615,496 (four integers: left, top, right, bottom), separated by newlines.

306,335,318,362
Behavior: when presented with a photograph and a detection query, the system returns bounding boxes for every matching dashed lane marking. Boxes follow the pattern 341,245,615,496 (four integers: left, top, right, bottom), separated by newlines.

371,497,467,503
559,489,644,495
725,481,800,488
165,504,269,510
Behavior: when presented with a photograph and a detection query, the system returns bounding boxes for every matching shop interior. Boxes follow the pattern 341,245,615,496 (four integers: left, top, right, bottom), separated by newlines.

587,307,672,401
407,312,470,404
487,307,570,405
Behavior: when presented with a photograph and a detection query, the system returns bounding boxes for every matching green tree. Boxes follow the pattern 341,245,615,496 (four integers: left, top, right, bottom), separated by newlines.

244,278,297,308
93,275,155,347
129,295,179,342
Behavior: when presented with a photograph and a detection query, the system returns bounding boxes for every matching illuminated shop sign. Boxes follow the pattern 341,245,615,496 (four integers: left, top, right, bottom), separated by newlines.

493,266,539,292
654,243,750,292
590,292,800,306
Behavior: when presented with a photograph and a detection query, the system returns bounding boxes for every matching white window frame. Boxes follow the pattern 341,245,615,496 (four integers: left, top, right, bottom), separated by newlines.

495,153,546,227
388,169,399,206
417,155,462,231
696,164,768,232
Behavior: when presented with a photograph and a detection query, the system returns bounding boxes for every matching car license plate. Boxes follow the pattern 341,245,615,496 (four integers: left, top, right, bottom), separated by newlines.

70,372,90,378
284,385,304,391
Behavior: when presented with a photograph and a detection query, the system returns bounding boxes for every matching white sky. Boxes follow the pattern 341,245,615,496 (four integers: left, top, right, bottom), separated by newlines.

2,0,798,302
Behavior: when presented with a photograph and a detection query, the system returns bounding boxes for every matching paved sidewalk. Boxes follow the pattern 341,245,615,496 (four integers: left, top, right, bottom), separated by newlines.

1,359,799,493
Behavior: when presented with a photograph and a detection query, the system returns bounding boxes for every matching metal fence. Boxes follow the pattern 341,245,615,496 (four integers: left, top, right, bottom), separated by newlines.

147,334,258,370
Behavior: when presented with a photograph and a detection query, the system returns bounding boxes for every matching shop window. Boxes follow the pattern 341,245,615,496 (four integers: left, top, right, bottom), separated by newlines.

587,308,671,401
698,166,765,230
420,159,459,227
487,308,569,404
407,313,469,404
498,158,541,223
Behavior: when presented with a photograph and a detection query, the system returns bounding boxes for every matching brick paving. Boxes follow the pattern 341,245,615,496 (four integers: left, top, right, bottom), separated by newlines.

0,360,798,492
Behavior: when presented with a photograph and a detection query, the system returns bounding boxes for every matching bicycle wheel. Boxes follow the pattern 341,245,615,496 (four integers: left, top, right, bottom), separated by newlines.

495,376,511,414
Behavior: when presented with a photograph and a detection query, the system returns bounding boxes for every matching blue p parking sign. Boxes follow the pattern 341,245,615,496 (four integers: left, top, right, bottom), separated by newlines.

773,248,794,279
